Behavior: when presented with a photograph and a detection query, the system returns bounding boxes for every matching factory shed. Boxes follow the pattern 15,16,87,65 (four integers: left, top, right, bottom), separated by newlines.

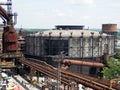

25,25,117,75
26,29,115,59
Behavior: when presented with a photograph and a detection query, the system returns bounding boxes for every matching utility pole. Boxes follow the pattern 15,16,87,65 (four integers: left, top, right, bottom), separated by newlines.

57,57,61,90
54,51,65,90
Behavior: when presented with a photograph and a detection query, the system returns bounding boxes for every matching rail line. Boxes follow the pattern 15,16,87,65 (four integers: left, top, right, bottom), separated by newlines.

19,58,69,85
18,58,120,90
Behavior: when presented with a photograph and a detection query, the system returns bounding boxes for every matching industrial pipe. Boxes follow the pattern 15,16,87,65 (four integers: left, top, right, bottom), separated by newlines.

62,59,105,67
0,6,10,21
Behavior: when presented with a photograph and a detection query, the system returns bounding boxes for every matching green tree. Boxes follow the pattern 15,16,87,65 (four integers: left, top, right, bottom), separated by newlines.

116,52,120,59
102,58,120,80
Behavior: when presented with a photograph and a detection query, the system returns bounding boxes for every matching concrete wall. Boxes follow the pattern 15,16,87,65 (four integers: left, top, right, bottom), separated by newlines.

25,34,115,58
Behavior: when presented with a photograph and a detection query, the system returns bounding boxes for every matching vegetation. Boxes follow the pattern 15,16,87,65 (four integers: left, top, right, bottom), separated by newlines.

102,57,120,80
16,28,49,32
0,34,2,39
117,32,120,39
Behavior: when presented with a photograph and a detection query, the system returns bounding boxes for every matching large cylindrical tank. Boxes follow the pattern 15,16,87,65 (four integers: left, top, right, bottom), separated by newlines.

102,24,117,33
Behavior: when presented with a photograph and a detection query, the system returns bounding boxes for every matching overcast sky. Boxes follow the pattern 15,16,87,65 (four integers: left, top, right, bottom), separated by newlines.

0,0,120,29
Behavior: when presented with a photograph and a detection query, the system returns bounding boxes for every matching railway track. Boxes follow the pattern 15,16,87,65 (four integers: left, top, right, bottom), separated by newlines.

18,58,120,90
19,58,69,85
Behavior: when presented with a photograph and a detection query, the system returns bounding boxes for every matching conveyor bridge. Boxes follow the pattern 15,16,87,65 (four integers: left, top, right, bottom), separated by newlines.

18,58,120,90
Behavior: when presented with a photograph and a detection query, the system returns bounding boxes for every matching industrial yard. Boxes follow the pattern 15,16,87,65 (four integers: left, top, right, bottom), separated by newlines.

0,0,119,90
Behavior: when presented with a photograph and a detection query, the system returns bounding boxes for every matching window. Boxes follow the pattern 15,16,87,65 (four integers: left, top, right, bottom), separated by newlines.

44,39,68,56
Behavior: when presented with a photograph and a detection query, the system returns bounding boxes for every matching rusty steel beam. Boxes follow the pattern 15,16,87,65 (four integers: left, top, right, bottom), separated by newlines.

31,61,69,84
61,70,115,90
0,6,10,21
25,58,118,89
18,58,120,90
63,59,105,67
19,59,69,85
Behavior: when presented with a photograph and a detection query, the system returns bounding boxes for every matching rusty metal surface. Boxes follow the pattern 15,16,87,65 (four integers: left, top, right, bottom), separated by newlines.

0,61,16,68
0,6,10,22
62,59,105,67
1,52,24,58
102,24,117,33
18,58,120,90
3,26,18,52
5,26,18,42
0,5,18,53
19,58,69,85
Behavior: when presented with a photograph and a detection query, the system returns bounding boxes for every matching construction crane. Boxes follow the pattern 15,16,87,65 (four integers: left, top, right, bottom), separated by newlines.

110,78,120,88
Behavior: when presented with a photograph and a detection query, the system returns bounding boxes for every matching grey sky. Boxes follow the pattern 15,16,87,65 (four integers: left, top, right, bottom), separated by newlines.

0,0,120,29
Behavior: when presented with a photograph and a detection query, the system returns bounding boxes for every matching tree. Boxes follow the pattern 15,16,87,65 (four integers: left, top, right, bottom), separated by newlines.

102,58,120,80
116,52,120,59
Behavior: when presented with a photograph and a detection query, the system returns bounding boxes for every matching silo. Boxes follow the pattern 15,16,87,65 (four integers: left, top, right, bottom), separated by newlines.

102,24,117,34
102,24,117,53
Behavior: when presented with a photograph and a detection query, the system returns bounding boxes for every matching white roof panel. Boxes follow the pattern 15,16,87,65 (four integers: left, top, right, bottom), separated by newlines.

34,29,108,37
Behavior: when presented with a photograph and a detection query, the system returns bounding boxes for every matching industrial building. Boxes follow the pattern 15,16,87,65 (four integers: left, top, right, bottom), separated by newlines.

0,1,119,89
25,24,117,76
